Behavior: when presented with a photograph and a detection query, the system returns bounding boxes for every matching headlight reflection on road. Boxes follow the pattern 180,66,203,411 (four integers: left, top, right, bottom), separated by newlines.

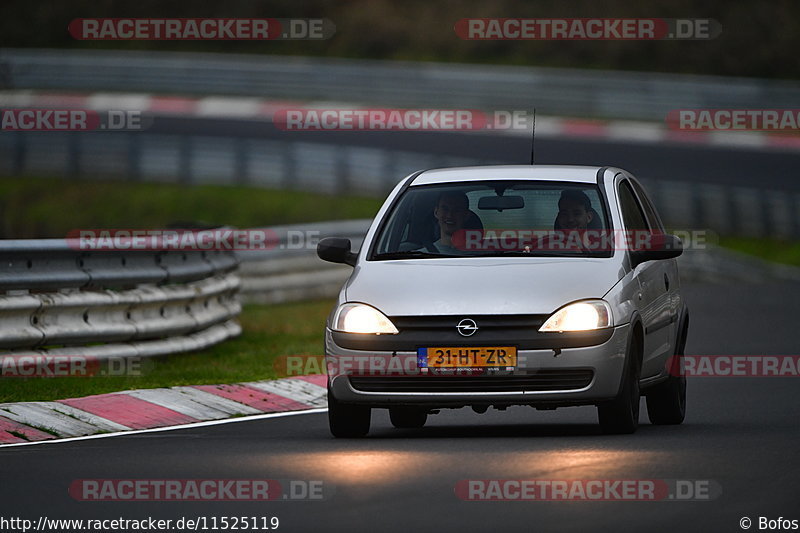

258,449,661,486
498,449,661,478
269,451,438,485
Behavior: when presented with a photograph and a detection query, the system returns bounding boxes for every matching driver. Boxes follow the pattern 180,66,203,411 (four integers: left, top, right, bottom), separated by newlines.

556,189,594,230
429,191,470,254
547,189,597,252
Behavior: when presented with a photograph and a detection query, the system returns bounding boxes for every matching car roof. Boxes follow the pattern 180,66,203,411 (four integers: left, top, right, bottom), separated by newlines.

410,165,604,186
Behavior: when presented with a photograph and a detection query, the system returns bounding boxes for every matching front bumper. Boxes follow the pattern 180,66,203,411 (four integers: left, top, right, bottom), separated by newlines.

325,323,630,408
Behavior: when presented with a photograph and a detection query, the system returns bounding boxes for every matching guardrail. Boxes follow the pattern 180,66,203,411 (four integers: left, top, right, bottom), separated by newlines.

0,130,483,198
4,48,800,120
0,242,241,358
2,127,797,239
236,220,370,304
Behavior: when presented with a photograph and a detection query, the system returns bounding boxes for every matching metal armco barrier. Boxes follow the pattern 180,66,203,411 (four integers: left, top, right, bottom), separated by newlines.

1,131,797,239
0,241,241,357
236,220,370,304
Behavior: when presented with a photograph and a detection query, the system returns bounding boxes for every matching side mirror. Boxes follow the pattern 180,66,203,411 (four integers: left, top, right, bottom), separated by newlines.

317,237,357,267
629,233,683,267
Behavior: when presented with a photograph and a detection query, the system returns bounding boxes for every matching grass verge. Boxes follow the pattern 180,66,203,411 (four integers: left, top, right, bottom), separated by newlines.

0,300,334,403
0,176,382,238
717,237,800,268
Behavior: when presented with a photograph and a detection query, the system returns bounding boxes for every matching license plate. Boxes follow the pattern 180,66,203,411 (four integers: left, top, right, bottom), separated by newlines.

417,347,517,368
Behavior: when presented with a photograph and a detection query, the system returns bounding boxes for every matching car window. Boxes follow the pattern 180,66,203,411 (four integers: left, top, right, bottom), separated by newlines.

370,180,611,259
629,180,665,233
617,180,649,231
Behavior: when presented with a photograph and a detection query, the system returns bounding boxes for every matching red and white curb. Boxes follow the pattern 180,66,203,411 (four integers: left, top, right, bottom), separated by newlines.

2,90,799,152
0,374,328,445
0,90,298,122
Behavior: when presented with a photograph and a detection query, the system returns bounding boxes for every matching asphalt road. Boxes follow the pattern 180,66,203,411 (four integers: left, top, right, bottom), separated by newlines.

151,116,800,191
2,280,799,533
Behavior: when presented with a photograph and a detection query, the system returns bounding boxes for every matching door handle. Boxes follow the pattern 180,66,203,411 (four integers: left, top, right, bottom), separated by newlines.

664,273,670,291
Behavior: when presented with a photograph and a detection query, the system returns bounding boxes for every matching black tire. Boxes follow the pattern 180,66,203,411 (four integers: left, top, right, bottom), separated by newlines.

328,388,370,438
597,332,641,435
389,407,428,429
646,323,687,425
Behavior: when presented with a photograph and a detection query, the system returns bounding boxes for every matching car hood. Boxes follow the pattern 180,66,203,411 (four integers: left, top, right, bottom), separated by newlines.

345,257,625,316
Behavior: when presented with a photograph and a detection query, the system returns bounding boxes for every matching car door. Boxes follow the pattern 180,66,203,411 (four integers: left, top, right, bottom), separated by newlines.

616,178,673,378
629,177,681,358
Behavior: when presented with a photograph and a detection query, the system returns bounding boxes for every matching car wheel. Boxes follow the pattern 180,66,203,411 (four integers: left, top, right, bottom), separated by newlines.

389,407,428,429
646,326,687,425
328,387,370,438
597,335,641,434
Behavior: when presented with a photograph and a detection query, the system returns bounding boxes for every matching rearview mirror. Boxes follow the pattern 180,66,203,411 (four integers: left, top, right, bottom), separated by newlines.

629,234,683,267
478,195,525,211
317,237,357,266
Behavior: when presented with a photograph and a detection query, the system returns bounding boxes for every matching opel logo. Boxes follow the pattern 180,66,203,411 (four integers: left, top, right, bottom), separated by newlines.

457,318,478,337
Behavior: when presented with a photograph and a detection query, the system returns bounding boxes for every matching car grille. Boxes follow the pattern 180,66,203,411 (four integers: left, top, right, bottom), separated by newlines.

348,370,594,393
390,314,549,331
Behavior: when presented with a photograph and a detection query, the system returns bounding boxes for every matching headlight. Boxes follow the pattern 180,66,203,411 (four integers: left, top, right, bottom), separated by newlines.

332,303,399,334
539,300,612,332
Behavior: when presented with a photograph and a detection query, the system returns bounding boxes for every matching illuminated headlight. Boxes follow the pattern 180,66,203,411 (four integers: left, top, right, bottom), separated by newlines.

333,303,399,335
539,300,612,332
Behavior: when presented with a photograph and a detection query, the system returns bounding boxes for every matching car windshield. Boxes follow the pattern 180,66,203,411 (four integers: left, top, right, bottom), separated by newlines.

370,180,612,259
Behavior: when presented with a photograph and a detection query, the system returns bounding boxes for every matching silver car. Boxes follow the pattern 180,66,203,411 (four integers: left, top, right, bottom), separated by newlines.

317,165,688,436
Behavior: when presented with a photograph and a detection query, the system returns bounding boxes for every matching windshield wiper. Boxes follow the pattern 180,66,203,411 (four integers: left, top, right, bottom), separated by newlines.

472,250,593,257
372,250,457,260
372,250,606,260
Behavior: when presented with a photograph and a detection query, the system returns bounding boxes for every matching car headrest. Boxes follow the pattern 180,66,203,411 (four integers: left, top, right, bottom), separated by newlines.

464,210,484,230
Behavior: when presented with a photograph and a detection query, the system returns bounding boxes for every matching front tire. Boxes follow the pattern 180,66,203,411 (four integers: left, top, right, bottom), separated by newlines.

598,334,641,434
389,407,427,429
328,388,370,438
